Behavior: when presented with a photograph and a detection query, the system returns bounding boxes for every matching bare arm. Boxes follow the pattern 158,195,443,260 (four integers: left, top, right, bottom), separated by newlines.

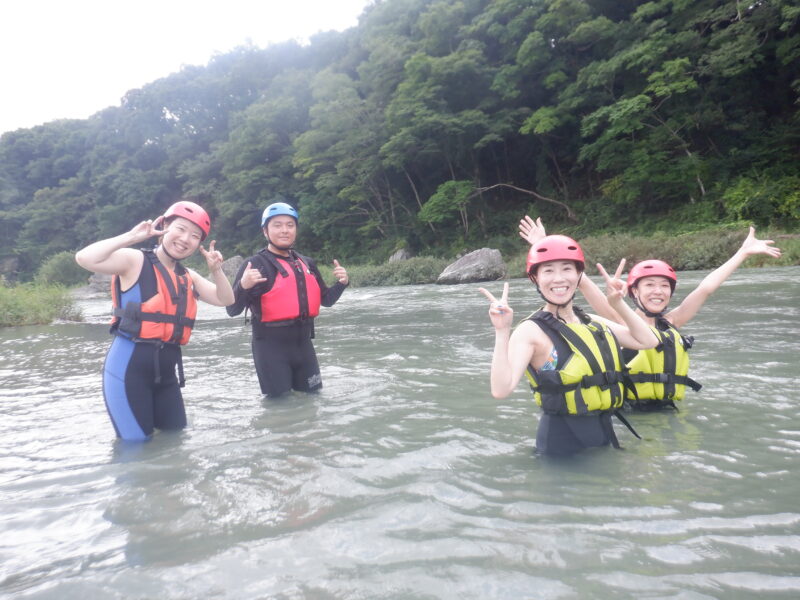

595,262,658,350
75,219,164,285
578,270,625,325
667,227,781,328
478,283,540,399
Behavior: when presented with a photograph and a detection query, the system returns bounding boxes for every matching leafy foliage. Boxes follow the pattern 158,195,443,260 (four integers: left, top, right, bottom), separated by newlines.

1,0,798,280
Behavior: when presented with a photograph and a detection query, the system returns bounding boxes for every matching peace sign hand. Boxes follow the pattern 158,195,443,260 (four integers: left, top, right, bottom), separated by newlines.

519,215,546,246
478,282,513,330
597,259,628,306
240,261,267,290
128,216,166,244
199,240,224,273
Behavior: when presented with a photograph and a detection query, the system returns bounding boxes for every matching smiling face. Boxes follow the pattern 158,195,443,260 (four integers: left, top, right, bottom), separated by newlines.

265,215,297,250
632,275,673,313
162,216,203,259
532,260,581,305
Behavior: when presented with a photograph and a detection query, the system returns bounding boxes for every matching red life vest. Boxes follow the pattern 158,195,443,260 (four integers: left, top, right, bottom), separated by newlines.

111,249,197,345
260,254,321,323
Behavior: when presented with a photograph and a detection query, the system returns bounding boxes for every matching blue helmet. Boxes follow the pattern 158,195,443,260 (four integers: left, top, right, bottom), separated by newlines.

261,202,298,228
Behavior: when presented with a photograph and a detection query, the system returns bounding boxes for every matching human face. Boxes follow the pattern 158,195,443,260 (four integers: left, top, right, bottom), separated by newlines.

533,260,581,305
265,215,297,249
633,275,673,312
162,217,203,258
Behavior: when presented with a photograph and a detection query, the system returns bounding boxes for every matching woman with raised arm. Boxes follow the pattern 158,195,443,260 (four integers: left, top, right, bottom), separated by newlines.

480,235,658,455
519,216,781,411
75,200,235,441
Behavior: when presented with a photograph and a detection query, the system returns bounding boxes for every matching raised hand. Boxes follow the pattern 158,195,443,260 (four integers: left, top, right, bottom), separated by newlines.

519,215,546,246
128,216,165,243
199,240,224,273
478,282,513,330
596,259,627,306
739,226,782,259
240,261,267,290
332,259,349,284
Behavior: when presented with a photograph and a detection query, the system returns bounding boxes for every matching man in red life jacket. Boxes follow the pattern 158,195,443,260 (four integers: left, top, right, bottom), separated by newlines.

226,200,349,397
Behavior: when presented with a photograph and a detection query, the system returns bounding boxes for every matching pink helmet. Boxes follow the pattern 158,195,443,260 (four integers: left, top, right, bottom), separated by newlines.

527,235,585,276
164,200,211,240
627,259,676,296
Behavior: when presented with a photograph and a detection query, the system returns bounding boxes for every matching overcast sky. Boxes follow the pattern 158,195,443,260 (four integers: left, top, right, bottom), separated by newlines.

0,0,373,135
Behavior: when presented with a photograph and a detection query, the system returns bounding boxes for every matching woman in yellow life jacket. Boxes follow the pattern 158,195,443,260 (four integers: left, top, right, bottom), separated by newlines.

479,235,658,455
519,217,781,411
75,200,235,441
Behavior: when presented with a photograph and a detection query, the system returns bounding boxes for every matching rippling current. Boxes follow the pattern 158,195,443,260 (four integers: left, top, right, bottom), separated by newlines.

1,267,799,599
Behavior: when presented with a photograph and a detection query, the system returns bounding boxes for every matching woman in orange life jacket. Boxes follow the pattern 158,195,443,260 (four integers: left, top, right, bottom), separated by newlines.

519,216,781,410
479,235,658,455
75,200,234,441
226,200,349,397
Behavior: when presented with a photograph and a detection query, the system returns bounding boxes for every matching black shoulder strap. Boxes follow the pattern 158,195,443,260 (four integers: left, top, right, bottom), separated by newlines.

533,311,605,380
144,249,179,303
255,250,289,278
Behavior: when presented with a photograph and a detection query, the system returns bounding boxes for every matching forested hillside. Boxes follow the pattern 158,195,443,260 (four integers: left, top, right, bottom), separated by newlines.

1,0,798,280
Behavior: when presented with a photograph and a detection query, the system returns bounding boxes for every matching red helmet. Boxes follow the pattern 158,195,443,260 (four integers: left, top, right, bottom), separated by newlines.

627,259,676,296
164,200,211,240
527,235,585,276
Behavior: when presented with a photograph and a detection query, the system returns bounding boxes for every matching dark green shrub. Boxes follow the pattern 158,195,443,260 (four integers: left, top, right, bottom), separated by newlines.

35,251,88,286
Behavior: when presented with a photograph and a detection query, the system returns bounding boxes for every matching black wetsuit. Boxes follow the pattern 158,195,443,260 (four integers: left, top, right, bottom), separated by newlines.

226,249,347,397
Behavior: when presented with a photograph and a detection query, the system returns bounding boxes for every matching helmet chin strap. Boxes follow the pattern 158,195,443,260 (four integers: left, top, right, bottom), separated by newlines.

632,292,673,330
264,224,295,252
632,293,669,318
533,273,583,323
157,243,180,264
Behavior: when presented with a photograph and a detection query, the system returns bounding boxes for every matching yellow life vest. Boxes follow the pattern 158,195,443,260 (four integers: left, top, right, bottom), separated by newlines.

524,311,627,415
625,324,702,405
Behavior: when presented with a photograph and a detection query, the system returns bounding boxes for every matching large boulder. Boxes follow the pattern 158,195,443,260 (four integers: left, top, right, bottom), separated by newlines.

70,272,112,299
388,248,413,263
221,255,244,282
88,272,112,293
436,248,507,284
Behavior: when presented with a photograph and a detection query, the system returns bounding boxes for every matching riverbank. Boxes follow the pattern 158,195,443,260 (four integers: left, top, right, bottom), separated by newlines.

4,225,797,326
0,281,82,326
318,225,800,286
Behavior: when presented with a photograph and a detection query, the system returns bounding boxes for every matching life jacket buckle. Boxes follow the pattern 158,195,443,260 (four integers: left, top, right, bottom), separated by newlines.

654,373,671,384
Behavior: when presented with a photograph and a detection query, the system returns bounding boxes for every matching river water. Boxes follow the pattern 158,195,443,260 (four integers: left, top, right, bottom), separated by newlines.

1,267,799,599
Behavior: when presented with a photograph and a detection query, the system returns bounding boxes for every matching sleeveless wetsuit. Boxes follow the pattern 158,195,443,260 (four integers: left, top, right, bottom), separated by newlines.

102,250,193,440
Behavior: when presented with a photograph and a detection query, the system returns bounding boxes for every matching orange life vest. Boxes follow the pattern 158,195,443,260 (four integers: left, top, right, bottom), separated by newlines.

111,249,197,345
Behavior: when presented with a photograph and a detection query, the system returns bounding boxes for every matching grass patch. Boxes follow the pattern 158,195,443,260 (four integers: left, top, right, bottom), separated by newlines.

317,256,450,287
0,281,82,326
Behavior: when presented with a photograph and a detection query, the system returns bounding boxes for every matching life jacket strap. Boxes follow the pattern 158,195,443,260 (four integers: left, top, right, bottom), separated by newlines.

613,409,641,441
628,372,702,392
112,306,195,326
580,370,624,390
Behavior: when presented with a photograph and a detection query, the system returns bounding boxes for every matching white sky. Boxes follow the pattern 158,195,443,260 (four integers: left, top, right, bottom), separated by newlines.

0,0,373,135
